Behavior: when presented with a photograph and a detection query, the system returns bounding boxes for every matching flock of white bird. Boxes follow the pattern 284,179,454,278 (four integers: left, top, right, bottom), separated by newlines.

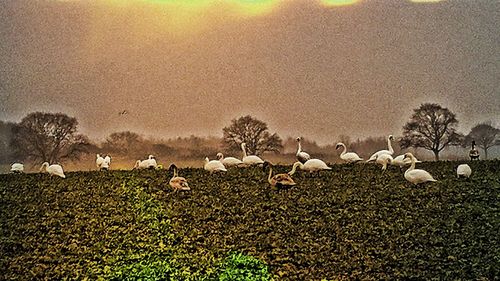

9,135,473,189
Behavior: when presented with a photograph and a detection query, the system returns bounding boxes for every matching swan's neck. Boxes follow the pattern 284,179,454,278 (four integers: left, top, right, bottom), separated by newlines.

387,138,394,154
297,141,302,154
340,144,347,156
173,167,178,178
405,156,416,173
289,162,303,175
268,166,273,184
241,144,247,158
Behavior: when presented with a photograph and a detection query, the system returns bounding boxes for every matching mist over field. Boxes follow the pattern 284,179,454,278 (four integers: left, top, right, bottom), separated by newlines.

1,0,499,146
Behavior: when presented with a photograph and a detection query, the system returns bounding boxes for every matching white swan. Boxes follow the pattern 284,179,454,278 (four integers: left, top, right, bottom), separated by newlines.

134,155,157,169
403,152,437,185
96,154,105,169
376,154,393,170
288,159,331,175
100,160,110,170
204,157,227,173
264,161,296,188
296,137,311,164
335,142,363,163
367,135,394,162
391,154,421,168
457,164,472,178
40,162,66,178
104,155,112,166
10,163,24,173
217,152,243,168
169,164,190,191
241,143,264,166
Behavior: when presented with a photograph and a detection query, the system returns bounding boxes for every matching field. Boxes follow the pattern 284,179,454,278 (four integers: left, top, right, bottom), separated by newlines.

1,161,499,280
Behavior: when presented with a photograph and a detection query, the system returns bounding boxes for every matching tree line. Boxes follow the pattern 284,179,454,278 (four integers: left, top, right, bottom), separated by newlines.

0,103,499,164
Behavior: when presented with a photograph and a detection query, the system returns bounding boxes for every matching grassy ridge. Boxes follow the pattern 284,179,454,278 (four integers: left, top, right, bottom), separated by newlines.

1,161,499,280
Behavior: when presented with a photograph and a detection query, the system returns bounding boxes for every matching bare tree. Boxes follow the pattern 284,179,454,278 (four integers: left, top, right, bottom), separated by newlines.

11,112,90,163
222,115,282,156
464,122,499,159
0,120,15,163
338,134,351,147
400,103,463,160
102,131,145,158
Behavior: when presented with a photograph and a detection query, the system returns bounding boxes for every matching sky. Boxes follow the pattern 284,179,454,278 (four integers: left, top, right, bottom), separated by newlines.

0,0,498,145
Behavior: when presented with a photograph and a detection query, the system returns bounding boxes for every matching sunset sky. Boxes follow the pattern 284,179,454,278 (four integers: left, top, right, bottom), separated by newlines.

0,0,498,144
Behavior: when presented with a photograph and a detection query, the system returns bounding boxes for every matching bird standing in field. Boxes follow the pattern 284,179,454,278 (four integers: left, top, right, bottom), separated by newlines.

103,155,112,170
40,162,66,178
469,141,480,160
376,154,393,171
96,154,105,169
367,135,395,162
391,154,421,168
296,137,311,164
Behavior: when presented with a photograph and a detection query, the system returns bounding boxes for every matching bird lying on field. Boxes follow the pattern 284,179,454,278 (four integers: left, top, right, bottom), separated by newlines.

169,164,190,191
457,164,472,178
264,161,296,188
204,157,227,173
335,142,363,163
134,155,158,169
288,159,331,175
217,153,243,168
10,163,24,173
403,153,436,185
240,143,265,166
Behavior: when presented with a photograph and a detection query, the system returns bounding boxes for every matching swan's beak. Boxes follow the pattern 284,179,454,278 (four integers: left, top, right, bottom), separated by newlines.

335,145,340,150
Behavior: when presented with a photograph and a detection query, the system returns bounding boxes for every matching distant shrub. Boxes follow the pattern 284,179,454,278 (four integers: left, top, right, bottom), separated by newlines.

218,252,272,281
